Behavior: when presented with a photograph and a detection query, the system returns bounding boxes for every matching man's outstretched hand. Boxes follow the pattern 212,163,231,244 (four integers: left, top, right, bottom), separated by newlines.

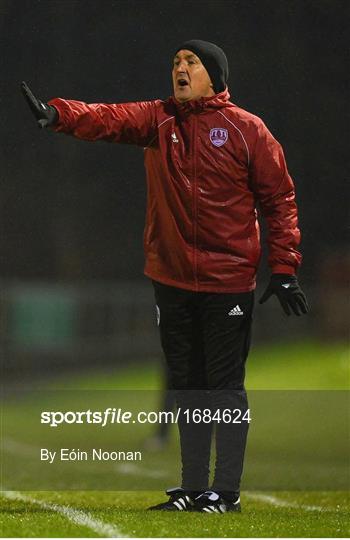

259,274,309,316
21,81,58,128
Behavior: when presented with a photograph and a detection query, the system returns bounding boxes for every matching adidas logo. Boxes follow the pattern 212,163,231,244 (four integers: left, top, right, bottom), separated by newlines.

171,132,179,143
228,305,243,316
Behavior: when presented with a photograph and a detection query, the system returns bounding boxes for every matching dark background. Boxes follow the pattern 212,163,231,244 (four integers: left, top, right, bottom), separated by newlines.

1,0,348,283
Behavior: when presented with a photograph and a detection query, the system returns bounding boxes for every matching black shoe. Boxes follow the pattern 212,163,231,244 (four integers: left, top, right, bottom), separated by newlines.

148,487,195,511
194,491,241,513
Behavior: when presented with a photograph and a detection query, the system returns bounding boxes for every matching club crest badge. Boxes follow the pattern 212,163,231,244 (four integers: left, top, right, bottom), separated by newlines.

209,128,228,147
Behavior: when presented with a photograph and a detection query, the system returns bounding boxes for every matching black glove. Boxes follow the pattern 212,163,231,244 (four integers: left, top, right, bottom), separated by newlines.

259,274,309,316
21,81,58,128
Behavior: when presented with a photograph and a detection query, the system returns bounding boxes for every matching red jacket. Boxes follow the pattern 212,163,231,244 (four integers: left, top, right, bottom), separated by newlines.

49,88,301,292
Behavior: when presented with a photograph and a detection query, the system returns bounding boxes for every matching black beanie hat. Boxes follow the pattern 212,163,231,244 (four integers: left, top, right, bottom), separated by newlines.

175,39,229,93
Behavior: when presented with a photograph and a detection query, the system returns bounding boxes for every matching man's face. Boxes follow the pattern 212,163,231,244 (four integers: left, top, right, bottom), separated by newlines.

172,49,215,102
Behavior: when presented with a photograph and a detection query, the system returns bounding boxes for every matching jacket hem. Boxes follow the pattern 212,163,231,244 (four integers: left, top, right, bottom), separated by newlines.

271,264,296,275
144,270,256,293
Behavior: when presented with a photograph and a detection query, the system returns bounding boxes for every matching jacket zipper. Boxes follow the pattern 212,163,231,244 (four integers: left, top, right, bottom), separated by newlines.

192,115,199,290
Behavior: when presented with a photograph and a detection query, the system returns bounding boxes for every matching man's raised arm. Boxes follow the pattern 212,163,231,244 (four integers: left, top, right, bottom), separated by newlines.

21,81,157,147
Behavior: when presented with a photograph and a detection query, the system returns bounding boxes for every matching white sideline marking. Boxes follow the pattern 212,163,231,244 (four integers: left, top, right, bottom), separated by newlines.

3,438,167,479
1,491,126,538
115,463,167,478
2,437,37,457
246,492,329,512
1,437,108,474
3,435,167,490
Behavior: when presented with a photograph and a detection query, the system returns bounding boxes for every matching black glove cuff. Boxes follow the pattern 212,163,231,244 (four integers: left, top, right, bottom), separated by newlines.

48,105,58,126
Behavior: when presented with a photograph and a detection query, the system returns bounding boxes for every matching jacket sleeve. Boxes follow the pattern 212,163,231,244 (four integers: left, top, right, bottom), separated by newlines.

47,98,158,147
250,120,302,274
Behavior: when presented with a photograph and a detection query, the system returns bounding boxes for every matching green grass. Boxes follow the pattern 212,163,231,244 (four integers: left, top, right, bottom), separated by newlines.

1,490,349,537
1,340,349,537
63,340,349,390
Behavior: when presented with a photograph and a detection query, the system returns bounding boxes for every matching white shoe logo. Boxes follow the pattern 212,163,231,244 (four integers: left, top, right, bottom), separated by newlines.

228,305,243,316
171,132,179,143
282,283,291,288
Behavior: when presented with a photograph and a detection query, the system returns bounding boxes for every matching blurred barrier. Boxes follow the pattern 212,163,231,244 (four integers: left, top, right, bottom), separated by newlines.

1,281,159,376
0,279,346,377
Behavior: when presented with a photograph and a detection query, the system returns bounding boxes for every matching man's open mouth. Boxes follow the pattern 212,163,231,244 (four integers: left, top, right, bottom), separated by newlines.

177,79,189,87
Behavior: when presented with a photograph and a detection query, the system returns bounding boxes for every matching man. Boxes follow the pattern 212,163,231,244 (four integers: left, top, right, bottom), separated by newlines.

21,39,308,513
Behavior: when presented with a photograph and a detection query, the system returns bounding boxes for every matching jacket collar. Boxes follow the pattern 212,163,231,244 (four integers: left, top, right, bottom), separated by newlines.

168,87,231,115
